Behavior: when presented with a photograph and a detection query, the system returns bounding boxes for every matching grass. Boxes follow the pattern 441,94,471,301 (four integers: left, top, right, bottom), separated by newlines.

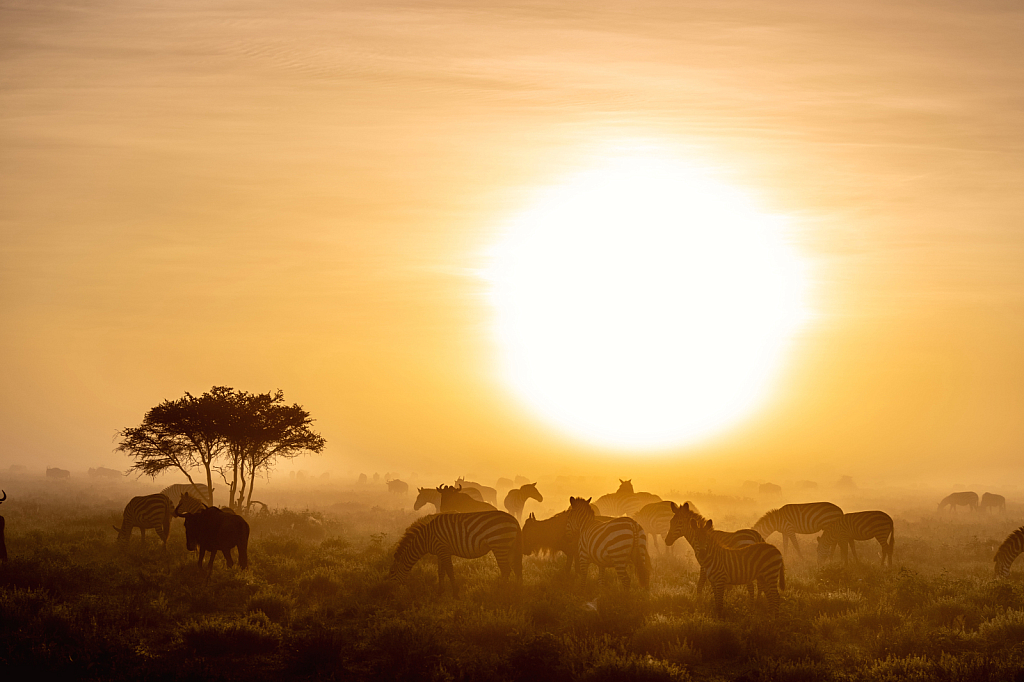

3,484,1024,680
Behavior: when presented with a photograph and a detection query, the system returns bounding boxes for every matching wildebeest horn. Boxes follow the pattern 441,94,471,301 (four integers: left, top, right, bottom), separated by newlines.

0,489,5,504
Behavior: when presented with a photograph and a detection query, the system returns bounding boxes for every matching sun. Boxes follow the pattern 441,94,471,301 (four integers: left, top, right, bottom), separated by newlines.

484,150,810,451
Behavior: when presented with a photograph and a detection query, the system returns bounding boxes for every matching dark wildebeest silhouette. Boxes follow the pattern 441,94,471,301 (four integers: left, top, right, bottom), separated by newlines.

455,477,498,505
46,467,70,480
594,479,662,517
981,492,1006,513
0,490,7,563
439,485,496,513
178,505,250,579
386,478,409,495
938,491,979,512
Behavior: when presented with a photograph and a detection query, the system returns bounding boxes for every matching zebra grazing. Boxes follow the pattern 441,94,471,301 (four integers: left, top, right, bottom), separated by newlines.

752,502,844,557
938,491,978,512
816,511,894,567
387,510,522,597
566,496,650,588
455,478,498,506
995,527,1024,577
114,494,175,548
414,487,441,512
160,483,214,506
981,493,1006,513
664,502,764,593
504,483,543,521
439,485,497,513
689,517,785,617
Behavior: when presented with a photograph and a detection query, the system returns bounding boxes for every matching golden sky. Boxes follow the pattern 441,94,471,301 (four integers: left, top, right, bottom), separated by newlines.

2,0,1022,488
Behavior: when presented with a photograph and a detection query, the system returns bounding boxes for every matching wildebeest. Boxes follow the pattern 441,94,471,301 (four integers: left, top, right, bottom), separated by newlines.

939,491,979,512
594,479,662,517
1,490,7,563
759,482,783,496
179,506,250,579
981,492,1006,513
46,467,71,480
439,485,497,513
386,478,409,495
114,494,174,548
455,477,498,505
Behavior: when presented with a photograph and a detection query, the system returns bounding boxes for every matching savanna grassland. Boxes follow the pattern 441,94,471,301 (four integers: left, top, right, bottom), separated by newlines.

3,477,1024,682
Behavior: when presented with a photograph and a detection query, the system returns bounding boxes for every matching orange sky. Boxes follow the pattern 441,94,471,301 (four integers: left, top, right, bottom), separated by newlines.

1,0,1022,489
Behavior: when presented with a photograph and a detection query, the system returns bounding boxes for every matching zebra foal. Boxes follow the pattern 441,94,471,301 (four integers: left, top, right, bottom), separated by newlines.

387,510,522,597
566,496,650,589
113,493,174,548
816,511,894,567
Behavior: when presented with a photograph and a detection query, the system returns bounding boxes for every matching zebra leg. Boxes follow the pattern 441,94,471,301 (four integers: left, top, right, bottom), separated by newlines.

695,567,707,594
790,534,802,558
437,554,455,596
764,580,780,617
577,556,590,586
746,581,756,606
616,564,630,588
839,541,849,565
848,541,860,564
140,527,146,544
713,583,726,617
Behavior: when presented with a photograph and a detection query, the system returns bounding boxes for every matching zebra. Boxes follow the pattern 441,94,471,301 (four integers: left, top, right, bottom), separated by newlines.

504,483,543,521
631,500,698,554
688,517,785,617
752,502,844,557
173,492,209,516
113,493,174,548
386,510,522,597
664,501,764,593
160,483,214,506
995,527,1024,578
938,491,978,512
566,496,650,588
439,485,497,513
594,479,662,517
455,478,498,506
414,487,441,512
816,511,894,567
981,493,1006,513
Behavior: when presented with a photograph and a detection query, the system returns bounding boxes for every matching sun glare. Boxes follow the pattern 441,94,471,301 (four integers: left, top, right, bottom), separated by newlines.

485,150,810,451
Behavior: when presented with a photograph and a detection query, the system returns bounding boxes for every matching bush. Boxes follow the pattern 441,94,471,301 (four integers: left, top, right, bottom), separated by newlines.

578,650,692,682
180,612,282,657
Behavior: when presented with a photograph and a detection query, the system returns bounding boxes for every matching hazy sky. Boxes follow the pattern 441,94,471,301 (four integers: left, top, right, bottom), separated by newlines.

2,0,1022,488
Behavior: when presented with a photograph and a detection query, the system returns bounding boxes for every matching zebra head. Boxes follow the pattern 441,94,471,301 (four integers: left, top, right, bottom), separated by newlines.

689,518,715,562
617,479,634,495
413,487,434,511
523,483,543,503
566,496,594,536
665,501,700,546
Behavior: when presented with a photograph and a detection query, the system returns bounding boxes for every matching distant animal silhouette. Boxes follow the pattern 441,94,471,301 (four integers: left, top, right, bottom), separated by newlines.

938,491,978,512
995,526,1024,578
817,511,894,567
566,496,649,588
358,473,368,484
631,500,693,553
439,485,497,513
386,478,409,495
981,493,1006,513
759,482,782,496
113,494,174,548
455,478,498,505
503,483,543,521
88,467,122,478
46,467,70,480
514,475,531,487
387,511,522,597
594,479,662,517
414,487,441,512
689,517,784,618
180,506,250,579
753,502,844,556
496,477,514,489
160,483,214,506
664,502,764,594
0,490,7,563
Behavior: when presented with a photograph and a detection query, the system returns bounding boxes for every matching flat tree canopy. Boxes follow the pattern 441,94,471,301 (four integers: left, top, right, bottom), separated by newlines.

117,386,325,510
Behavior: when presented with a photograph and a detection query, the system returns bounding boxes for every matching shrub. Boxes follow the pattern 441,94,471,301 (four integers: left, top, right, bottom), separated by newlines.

246,589,294,623
578,650,693,682
180,612,282,657
977,609,1024,647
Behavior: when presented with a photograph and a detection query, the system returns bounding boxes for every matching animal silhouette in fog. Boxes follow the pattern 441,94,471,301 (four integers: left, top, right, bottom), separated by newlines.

753,502,844,557
981,493,1006,513
88,467,122,478
689,517,784,618
113,493,174,548
665,502,763,594
566,496,649,588
455,478,498,505
179,506,250,579
386,478,409,495
160,483,214,506
817,510,894,567
387,511,522,597
594,479,662,517
0,490,7,563
995,526,1024,577
46,467,71,480
414,487,441,512
172,491,208,516
503,483,543,521
439,485,497,513
938,491,978,512
631,500,695,554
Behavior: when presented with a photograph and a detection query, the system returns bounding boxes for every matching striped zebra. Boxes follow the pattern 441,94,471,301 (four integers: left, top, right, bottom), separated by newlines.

594,479,662,517
160,483,214,506
995,527,1024,578
689,517,785,617
938,491,978,512
113,493,174,548
816,511,894,567
440,485,497,513
504,483,543,521
414,487,441,512
173,492,208,516
631,500,678,553
752,502,844,557
387,510,522,597
981,493,1006,513
664,501,764,593
566,496,650,588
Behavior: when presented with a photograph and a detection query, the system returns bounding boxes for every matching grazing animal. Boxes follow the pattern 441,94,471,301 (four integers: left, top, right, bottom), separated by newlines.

566,496,650,588
414,487,441,512
759,482,783,496
455,478,498,506
817,511,894,567
981,493,1006,513
160,483,214,506
387,479,410,495
0,490,7,563
46,467,71,480
938,491,979,512
172,492,208,516
496,477,514,489
387,511,522,597
88,466,122,478
995,527,1024,578
664,502,764,593
504,483,543,521
113,494,174,548
753,502,844,557
689,517,785,617
631,500,692,553
594,479,662,517
439,485,497,513
180,506,250,578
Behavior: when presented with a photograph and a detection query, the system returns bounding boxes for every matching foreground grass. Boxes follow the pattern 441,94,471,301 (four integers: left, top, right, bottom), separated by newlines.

2,497,1024,681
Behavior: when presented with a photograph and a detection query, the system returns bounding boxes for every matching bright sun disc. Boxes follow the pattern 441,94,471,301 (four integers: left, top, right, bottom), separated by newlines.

485,152,810,451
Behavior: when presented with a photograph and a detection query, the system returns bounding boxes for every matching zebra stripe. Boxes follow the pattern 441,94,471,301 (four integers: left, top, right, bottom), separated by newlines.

388,510,522,596
160,483,214,506
664,501,764,593
115,493,174,548
567,496,650,588
816,511,894,567
173,492,207,517
995,527,1024,578
752,502,844,556
503,483,543,521
690,518,785,617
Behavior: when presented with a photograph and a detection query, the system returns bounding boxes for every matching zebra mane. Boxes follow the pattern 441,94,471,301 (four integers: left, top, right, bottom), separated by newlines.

394,514,437,554
995,526,1024,562
754,508,780,526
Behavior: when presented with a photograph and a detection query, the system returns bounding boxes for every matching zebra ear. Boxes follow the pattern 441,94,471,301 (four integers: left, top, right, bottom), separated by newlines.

682,502,690,511
586,497,592,504
528,512,535,520
670,502,679,513
705,519,714,531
